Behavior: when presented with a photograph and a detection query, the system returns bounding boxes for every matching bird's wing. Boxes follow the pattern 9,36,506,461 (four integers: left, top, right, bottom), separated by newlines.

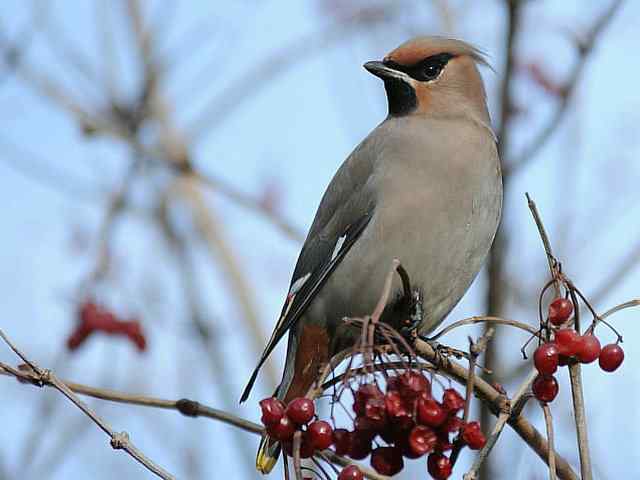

240,145,377,403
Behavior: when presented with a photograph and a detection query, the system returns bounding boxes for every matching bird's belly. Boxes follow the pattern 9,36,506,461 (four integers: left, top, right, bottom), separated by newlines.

307,177,500,345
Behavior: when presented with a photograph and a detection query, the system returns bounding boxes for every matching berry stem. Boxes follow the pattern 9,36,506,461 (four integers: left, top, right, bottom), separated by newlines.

541,403,557,480
567,364,592,480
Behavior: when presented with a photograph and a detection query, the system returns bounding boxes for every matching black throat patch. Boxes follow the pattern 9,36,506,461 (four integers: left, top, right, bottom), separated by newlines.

384,77,417,116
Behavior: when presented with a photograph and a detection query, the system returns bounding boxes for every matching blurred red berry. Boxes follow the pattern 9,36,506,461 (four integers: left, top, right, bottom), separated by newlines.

286,397,315,425
308,420,333,450
259,397,285,426
348,431,372,460
461,421,486,450
555,328,581,357
534,342,559,375
386,375,401,391
417,398,447,427
599,343,624,372
435,434,453,452
408,425,437,457
399,371,431,399
384,391,409,418
353,383,383,416
370,446,404,476
428,453,453,480
364,396,387,428
299,432,315,458
338,465,363,480
266,414,296,441
576,335,601,364
332,428,351,456
548,298,573,326
532,375,559,403
441,389,465,413
441,416,463,433
354,416,380,437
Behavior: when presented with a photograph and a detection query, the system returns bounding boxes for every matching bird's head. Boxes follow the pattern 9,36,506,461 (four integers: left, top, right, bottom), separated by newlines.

364,36,491,123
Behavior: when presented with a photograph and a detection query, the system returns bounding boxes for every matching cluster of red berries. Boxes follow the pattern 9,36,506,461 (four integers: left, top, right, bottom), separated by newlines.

532,298,624,403
260,371,486,479
67,301,147,352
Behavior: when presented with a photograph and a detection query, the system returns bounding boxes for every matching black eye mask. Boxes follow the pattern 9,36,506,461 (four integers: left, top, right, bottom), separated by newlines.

384,53,454,82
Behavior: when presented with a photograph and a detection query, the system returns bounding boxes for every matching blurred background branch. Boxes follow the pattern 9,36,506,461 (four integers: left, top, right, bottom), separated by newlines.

0,1,638,479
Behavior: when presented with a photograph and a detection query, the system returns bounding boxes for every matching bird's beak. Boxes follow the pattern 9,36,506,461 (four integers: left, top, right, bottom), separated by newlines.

363,61,407,81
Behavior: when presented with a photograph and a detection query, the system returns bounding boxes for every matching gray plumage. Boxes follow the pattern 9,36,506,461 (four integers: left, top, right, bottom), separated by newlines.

247,36,502,474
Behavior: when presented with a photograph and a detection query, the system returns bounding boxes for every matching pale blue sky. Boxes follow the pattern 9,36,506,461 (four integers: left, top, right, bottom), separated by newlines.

1,1,639,479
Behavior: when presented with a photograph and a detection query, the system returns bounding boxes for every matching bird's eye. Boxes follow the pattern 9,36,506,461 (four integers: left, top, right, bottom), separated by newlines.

420,60,444,81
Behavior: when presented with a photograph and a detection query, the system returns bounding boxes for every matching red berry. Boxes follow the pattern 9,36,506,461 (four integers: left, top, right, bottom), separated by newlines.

534,342,560,375
389,414,415,437
299,432,315,458
259,397,285,426
353,383,384,416
338,465,363,480
461,421,486,450
408,425,437,457
599,343,624,372
266,414,296,441
548,298,574,326
576,334,601,364
384,391,409,418
308,420,333,450
441,415,463,433
435,434,453,452
386,375,401,391
399,371,431,399
555,328,581,357
417,398,447,427
428,453,453,480
532,375,559,403
348,431,372,460
354,416,380,437
364,397,388,429
370,446,404,476
333,429,351,456
441,389,465,413
286,397,315,425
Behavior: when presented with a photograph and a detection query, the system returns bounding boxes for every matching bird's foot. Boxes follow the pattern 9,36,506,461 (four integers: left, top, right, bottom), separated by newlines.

399,290,424,342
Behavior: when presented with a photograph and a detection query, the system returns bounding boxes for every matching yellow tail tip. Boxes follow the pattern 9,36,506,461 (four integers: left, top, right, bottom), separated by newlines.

256,436,279,474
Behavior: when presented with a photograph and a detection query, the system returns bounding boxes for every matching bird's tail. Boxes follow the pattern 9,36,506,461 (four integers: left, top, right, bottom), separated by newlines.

254,324,330,474
256,435,281,474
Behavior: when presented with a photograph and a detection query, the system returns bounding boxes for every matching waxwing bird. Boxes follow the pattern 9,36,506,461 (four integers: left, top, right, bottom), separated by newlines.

242,36,502,474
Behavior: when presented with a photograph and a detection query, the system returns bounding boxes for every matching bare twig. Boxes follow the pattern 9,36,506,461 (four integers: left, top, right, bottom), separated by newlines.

186,3,399,142
415,339,577,480
194,172,304,242
177,177,279,389
0,330,175,480
450,328,494,466
541,403,558,480
463,368,538,480
505,0,624,175
0,361,387,480
430,315,540,340
526,194,592,480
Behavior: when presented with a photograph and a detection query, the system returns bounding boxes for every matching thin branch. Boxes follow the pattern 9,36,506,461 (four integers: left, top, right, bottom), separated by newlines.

415,338,577,480
186,3,399,142
505,0,625,175
0,363,387,480
541,403,558,480
0,330,175,480
430,315,540,340
176,176,280,390
194,171,304,243
464,368,538,480
526,194,592,480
